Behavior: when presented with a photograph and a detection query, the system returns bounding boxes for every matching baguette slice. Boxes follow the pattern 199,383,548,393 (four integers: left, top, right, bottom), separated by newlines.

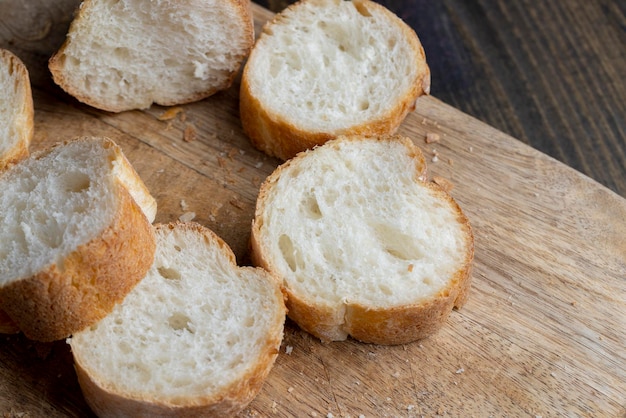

49,0,254,112
240,0,430,160
251,135,473,345
0,137,156,341
0,49,34,170
69,222,286,418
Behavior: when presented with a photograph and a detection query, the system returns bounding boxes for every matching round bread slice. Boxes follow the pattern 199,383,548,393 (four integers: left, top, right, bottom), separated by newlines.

251,135,473,345
0,137,156,341
49,0,254,112
240,0,431,160
0,49,33,170
69,222,286,417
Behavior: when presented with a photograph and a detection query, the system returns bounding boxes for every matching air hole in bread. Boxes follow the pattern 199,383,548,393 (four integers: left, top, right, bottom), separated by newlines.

168,312,193,333
119,340,132,355
372,223,424,261
164,58,177,67
35,219,63,249
353,0,372,17
269,59,282,78
113,47,130,59
359,100,370,111
60,172,91,193
158,266,182,281
378,284,393,296
279,234,300,272
301,193,322,219
174,245,182,252
286,52,302,71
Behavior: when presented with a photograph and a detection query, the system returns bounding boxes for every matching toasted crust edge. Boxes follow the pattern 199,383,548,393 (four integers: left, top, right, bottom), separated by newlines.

240,0,431,160
251,135,473,345
72,222,286,417
0,49,34,170
48,0,255,113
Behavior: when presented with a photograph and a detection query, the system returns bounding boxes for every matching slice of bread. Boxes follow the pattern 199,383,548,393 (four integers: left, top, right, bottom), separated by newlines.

0,137,156,341
49,0,254,112
251,135,473,345
0,49,34,170
240,0,431,160
69,222,286,417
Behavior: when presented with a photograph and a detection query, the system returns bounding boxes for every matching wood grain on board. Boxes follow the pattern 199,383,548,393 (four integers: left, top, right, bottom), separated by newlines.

0,1,624,417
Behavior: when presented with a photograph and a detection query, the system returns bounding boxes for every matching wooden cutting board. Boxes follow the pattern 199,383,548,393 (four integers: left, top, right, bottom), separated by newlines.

1,2,624,416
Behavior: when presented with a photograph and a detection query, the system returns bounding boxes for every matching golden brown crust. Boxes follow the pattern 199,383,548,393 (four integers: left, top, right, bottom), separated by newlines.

73,222,285,417
250,136,473,345
240,0,431,161
0,49,33,170
0,182,156,342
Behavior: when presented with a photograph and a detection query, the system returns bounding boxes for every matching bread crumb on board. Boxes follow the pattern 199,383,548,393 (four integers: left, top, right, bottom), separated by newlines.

425,132,441,144
157,106,184,121
285,345,293,355
180,199,189,211
183,124,197,142
179,212,196,222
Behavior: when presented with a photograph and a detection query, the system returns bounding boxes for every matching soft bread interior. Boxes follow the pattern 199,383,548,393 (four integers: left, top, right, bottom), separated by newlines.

247,0,423,131
69,223,284,403
0,50,32,166
0,139,120,283
53,0,252,110
256,136,468,308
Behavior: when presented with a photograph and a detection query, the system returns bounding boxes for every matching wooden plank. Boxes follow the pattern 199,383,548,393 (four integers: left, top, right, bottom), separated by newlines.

1,2,624,416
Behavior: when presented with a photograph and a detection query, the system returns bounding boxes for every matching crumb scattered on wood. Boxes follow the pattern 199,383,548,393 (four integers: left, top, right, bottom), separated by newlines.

179,212,196,222
425,132,441,143
285,345,293,355
229,199,245,210
180,200,189,211
455,367,465,374
183,124,197,142
157,106,184,121
227,147,239,160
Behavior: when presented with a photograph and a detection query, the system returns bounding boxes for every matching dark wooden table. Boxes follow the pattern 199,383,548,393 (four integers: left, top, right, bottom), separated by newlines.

261,0,626,198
